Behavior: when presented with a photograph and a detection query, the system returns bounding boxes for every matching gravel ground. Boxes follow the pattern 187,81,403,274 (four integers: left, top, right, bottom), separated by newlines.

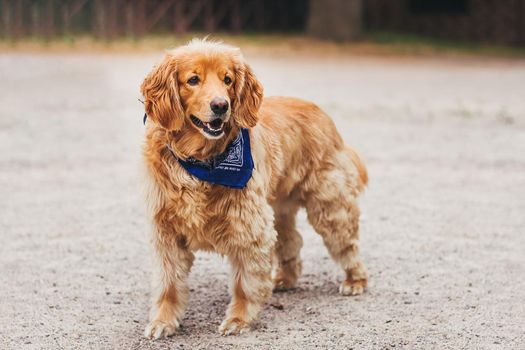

1,49,524,350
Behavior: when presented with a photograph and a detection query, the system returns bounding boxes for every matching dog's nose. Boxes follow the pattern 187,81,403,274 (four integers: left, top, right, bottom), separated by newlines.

210,97,229,115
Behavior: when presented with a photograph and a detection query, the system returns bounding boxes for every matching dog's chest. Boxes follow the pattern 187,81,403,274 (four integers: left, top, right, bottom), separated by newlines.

165,177,254,252
147,146,269,252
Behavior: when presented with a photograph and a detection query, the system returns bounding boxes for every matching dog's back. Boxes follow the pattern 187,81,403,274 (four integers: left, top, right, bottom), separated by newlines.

256,96,367,200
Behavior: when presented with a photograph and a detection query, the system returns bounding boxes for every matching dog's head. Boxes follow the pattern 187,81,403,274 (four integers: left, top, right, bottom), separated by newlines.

141,39,263,142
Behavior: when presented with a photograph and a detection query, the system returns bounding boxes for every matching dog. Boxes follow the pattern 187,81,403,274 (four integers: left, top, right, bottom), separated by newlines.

140,39,368,339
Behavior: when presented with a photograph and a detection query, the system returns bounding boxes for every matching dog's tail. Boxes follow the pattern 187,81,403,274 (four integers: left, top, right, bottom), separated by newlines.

346,145,368,193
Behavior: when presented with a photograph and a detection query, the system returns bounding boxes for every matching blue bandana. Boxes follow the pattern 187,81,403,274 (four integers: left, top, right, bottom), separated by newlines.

143,113,253,189
167,128,254,189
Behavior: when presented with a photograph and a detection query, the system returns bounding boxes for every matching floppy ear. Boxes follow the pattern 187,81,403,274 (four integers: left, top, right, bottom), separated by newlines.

140,55,184,131
233,63,263,128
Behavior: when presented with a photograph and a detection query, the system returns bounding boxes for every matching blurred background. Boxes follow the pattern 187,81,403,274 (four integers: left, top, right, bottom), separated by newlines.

1,1,524,350
1,0,525,46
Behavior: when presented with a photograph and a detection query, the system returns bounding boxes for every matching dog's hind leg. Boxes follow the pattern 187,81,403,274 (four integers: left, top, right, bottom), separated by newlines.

304,154,368,296
272,201,303,290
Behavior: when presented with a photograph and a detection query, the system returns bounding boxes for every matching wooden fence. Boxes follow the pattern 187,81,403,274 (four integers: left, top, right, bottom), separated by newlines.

365,0,525,46
2,0,523,45
0,0,309,40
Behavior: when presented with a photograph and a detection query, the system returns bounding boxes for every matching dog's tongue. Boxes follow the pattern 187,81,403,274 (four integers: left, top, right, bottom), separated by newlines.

208,119,223,129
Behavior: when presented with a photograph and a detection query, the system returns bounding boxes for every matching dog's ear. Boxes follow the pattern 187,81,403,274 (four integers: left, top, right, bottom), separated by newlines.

140,55,184,131
233,63,263,128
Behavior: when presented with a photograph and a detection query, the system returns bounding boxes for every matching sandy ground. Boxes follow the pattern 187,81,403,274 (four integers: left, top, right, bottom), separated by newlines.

1,49,524,350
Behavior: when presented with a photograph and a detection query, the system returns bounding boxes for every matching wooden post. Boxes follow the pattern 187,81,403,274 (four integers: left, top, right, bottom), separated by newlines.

144,0,175,33
93,0,107,39
108,0,117,40
204,0,215,33
182,0,206,35
173,0,186,34
13,0,22,39
31,1,40,37
307,0,363,41
135,0,146,37
44,0,54,40
203,0,229,34
63,0,71,36
125,0,134,37
1,0,11,39
63,0,89,37
230,0,241,33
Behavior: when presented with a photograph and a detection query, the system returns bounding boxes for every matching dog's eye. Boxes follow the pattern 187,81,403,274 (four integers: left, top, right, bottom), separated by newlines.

187,76,199,86
224,76,232,85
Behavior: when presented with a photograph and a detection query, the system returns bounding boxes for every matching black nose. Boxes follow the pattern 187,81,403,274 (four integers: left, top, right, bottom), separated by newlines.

210,97,229,115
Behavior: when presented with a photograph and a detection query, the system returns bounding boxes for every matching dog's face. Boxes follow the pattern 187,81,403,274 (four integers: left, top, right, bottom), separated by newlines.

178,54,234,139
141,40,263,141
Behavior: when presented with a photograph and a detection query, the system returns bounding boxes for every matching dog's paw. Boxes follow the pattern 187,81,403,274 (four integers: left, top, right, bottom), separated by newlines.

219,317,250,336
339,279,366,296
273,276,297,292
144,319,179,339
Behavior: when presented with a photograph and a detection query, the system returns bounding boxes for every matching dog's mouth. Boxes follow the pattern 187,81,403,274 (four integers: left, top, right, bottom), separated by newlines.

190,115,225,137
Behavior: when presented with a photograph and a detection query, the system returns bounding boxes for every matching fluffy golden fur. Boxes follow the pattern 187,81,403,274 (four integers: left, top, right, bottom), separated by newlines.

141,39,368,339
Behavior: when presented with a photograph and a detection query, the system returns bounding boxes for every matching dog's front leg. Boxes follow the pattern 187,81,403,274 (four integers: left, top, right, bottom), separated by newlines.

144,233,194,339
219,234,274,336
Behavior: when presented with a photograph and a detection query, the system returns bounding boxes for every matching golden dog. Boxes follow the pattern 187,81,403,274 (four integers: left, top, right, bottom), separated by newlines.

141,39,368,339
